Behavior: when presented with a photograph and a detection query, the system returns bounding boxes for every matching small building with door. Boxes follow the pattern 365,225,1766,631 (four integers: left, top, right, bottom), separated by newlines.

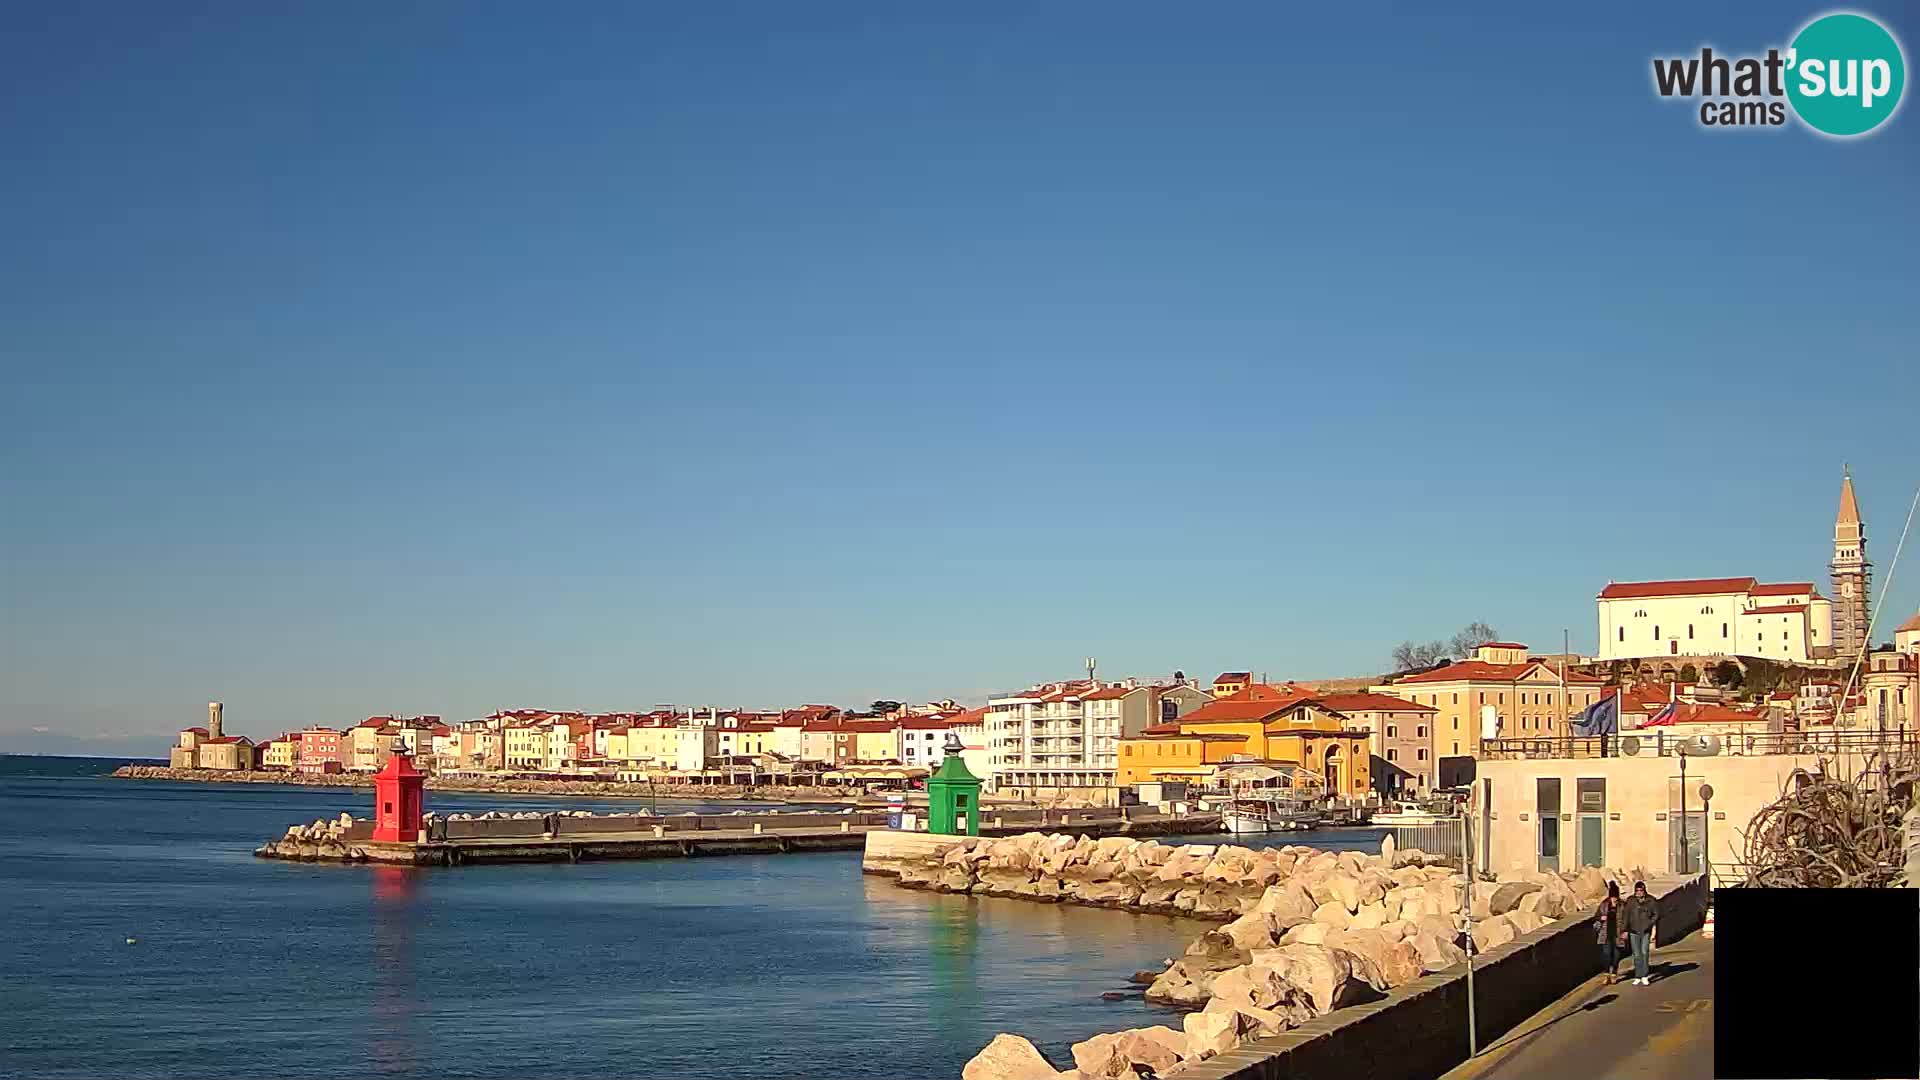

1473,733,1885,887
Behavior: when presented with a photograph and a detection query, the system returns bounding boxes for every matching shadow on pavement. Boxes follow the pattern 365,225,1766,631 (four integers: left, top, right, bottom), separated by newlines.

1648,961,1699,983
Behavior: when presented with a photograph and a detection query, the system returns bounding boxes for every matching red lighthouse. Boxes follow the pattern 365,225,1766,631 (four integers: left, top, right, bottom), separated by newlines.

371,751,425,843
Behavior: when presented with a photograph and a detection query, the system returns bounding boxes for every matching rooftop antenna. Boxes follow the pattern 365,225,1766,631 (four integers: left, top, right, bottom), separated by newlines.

1086,656,1098,686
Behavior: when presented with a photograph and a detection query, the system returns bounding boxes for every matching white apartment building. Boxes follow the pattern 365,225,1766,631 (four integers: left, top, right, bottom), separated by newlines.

1596,578,1834,664
988,679,1209,804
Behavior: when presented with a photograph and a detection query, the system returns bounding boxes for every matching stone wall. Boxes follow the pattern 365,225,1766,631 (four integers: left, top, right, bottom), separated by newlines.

954,833,1678,1080
1174,874,1705,1080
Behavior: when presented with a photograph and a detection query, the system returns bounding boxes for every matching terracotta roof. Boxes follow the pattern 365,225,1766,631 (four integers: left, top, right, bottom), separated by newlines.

835,720,899,733
946,706,990,726
1750,582,1814,596
898,716,952,730
1479,642,1528,650
1641,703,1767,727
1217,683,1315,703
200,736,251,745
183,727,209,735
1214,672,1252,683
1744,604,1808,615
1141,722,1184,736
1394,660,1605,686
1898,612,1920,634
1177,691,1312,724
1310,692,1438,714
1598,577,1756,600
1082,685,1140,701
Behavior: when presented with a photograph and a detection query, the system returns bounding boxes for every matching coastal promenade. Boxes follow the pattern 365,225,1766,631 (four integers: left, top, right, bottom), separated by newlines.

1436,931,1713,1080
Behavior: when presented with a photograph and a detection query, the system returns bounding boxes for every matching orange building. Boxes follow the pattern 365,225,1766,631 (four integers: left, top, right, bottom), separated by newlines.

1115,685,1374,797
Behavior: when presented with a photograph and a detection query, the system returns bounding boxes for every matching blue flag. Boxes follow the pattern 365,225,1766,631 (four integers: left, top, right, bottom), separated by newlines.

1571,695,1619,737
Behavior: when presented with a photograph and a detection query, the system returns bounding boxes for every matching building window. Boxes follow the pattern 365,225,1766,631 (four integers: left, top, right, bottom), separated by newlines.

1452,693,1458,705
1417,725,1427,738
1654,625,1660,639
1722,623,1729,638
1387,725,1398,737
1688,625,1694,639
1618,628,1625,642
1387,749,1398,762
1417,749,1428,761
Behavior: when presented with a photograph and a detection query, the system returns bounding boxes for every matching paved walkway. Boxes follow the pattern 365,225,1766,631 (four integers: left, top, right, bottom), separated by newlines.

1438,931,1713,1080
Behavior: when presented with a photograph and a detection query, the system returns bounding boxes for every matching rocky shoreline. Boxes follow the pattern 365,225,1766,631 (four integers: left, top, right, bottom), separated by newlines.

112,764,861,803
886,833,1644,1080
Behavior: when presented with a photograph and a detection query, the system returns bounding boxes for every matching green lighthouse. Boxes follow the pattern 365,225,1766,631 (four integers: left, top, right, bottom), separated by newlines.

926,733,982,836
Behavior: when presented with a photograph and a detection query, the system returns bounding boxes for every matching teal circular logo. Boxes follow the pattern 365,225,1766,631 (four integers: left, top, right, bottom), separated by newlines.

1786,13,1906,136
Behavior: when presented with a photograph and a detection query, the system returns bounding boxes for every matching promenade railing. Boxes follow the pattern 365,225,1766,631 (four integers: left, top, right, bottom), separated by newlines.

1481,728,1920,761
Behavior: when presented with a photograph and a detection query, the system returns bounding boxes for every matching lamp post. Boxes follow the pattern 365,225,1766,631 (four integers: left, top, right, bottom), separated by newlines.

1459,803,1477,1056
1699,783,1715,892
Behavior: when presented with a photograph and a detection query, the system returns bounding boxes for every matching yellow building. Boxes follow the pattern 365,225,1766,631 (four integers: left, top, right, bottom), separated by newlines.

604,728,631,762
502,723,548,770
263,736,298,770
1115,686,1374,797
1374,643,1607,763
195,737,255,771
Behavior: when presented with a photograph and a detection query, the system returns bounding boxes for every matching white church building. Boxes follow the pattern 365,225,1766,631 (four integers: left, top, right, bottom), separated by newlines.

1596,577,1833,663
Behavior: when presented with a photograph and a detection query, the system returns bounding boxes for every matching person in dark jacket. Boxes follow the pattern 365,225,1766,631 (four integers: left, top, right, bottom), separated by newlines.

1593,880,1626,982
1623,880,1660,984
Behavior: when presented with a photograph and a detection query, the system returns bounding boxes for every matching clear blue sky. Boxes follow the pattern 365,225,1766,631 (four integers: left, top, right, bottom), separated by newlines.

3,2,1916,753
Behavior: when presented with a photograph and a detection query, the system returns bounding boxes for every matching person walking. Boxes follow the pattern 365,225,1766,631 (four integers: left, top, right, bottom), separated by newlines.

1623,879,1660,985
1594,880,1626,983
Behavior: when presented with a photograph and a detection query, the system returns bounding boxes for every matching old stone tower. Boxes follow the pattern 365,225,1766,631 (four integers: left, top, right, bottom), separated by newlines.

207,701,224,741
1831,468,1872,661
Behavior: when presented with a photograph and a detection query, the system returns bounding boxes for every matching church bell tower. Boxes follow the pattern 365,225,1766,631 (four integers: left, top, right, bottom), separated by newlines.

1831,467,1871,661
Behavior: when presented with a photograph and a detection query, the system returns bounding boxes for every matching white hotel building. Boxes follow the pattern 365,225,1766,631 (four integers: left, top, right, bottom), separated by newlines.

1596,577,1833,664
987,679,1209,804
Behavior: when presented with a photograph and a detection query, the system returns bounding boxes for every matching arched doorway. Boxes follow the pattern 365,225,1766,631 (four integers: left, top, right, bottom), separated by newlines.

1323,744,1342,794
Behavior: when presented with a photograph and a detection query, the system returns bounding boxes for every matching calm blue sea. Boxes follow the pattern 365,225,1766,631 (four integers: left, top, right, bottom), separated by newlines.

0,754,1381,1079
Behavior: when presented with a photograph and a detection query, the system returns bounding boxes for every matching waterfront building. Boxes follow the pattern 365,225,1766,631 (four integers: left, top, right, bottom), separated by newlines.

294,727,343,772
502,722,547,771
800,717,851,766
897,715,953,767
1374,643,1607,762
988,678,1210,805
845,719,903,764
263,735,299,770
1113,686,1376,799
1303,692,1441,795
1475,724,1913,887
623,725,718,772
168,702,262,771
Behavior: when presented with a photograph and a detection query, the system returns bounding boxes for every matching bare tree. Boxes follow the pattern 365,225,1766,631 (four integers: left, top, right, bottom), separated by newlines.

1392,623,1499,673
1391,640,1449,672
1448,621,1499,659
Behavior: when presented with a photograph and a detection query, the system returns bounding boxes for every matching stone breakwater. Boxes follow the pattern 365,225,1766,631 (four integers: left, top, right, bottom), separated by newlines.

890,833,1646,1080
258,813,373,861
113,765,860,803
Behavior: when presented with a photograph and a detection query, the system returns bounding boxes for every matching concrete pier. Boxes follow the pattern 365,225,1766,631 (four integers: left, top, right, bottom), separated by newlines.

258,809,1224,867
